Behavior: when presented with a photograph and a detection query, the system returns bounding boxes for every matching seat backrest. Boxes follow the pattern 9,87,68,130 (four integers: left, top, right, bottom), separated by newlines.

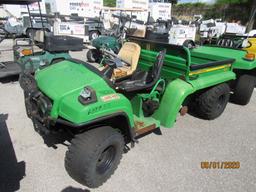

147,49,166,83
118,42,141,72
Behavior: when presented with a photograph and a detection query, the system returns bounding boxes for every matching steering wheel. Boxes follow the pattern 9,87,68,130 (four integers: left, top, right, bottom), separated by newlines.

102,48,130,67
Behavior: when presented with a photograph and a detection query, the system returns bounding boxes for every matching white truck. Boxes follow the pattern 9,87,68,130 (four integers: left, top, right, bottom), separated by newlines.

200,19,246,40
168,24,197,46
44,0,103,18
116,0,172,21
148,1,171,21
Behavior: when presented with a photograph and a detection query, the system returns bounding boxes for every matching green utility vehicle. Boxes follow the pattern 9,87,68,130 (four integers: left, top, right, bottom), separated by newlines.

20,39,236,188
15,32,84,74
191,46,256,105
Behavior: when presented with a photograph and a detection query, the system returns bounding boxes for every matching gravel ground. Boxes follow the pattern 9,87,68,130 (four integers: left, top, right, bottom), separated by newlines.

0,39,256,192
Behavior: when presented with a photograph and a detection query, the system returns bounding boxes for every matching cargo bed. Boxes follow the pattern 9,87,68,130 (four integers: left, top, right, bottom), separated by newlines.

129,37,235,81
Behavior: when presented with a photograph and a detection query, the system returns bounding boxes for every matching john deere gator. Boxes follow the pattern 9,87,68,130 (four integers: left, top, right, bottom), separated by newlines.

20,38,236,188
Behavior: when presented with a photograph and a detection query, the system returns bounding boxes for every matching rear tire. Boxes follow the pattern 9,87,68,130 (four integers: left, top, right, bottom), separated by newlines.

65,126,124,188
196,83,230,120
183,40,196,48
26,28,35,38
89,31,99,40
86,49,101,63
231,75,256,105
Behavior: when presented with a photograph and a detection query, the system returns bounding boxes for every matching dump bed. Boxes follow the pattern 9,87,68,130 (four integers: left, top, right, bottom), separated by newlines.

129,38,235,82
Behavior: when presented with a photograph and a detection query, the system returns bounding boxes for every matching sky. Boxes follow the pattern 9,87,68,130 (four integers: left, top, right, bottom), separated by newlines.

179,0,216,4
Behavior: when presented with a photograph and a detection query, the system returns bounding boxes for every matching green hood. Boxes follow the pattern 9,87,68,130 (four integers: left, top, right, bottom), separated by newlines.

35,60,122,123
34,60,133,125
35,60,112,100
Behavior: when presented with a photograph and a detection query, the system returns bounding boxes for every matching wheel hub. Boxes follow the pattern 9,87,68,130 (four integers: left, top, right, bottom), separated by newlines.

96,146,116,174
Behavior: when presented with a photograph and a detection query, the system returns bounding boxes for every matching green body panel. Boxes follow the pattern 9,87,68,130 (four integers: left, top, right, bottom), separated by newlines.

35,61,134,126
139,49,189,80
192,46,256,71
152,70,235,128
18,51,71,72
139,49,235,85
92,36,120,52
153,78,194,127
188,71,235,89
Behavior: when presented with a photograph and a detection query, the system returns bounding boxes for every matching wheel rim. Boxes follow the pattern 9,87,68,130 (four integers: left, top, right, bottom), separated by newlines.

96,145,116,175
92,32,99,39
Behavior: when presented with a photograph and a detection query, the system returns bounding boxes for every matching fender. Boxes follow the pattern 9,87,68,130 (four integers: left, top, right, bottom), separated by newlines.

188,71,236,90
57,93,135,128
153,79,195,128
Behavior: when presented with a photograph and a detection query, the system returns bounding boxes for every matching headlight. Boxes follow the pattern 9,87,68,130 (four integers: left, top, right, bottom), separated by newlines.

78,86,97,105
38,97,48,115
30,92,52,120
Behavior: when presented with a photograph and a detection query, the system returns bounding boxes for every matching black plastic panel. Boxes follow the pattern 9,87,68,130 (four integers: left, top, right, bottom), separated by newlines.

44,35,84,52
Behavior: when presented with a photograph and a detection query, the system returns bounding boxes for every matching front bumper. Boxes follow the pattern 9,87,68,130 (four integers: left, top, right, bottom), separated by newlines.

20,73,54,127
25,89,53,126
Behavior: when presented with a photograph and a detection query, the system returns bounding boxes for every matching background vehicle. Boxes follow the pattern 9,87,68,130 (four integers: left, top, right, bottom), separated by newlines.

200,19,246,44
22,14,52,37
0,0,45,79
53,15,105,43
0,13,52,39
20,38,236,188
86,8,146,62
17,30,84,84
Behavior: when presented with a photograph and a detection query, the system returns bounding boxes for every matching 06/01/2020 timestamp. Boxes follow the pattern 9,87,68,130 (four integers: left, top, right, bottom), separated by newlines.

201,161,240,169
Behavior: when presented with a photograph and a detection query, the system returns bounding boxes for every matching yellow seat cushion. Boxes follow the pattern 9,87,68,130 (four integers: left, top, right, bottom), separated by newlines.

113,42,141,79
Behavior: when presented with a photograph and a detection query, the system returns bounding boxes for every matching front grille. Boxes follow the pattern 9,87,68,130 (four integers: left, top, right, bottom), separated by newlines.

30,92,52,122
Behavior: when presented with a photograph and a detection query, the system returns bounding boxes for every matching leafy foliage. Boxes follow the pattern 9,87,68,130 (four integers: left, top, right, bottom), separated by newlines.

216,0,249,4
104,0,116,7
173,0,253,25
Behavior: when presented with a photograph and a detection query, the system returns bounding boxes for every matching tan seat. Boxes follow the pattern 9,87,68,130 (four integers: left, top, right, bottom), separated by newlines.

113,42,141,79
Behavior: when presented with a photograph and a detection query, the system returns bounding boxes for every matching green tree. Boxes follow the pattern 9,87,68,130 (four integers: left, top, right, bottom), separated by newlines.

216,0,248,3
104,0,116,7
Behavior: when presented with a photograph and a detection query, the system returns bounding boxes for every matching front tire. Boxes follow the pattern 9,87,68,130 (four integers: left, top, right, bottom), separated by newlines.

196,83,230,120
24,91,32,118
65,126,124,188
231,75,256,105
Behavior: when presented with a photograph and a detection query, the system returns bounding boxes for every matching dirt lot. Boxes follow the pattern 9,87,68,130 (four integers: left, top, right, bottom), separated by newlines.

0,39,256,192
